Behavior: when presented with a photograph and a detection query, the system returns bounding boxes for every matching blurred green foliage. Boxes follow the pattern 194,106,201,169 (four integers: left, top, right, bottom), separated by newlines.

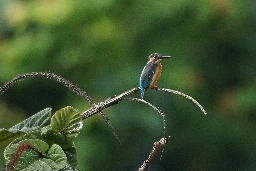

0,0,256,170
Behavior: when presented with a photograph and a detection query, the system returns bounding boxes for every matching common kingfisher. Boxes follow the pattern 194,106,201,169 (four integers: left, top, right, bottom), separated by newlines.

140,53,173,99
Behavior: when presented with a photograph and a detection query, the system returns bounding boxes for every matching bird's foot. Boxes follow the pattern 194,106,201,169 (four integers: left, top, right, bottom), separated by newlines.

152,86,158,91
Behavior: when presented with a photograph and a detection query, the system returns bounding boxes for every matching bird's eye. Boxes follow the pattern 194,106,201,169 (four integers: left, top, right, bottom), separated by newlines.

152,53,159,58
148,53,161,59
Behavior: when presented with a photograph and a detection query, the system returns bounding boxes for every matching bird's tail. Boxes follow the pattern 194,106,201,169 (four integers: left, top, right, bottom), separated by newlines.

140,89,145,99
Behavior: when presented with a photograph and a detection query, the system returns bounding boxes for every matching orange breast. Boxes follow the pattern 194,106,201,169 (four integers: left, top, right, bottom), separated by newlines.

148,62,162,89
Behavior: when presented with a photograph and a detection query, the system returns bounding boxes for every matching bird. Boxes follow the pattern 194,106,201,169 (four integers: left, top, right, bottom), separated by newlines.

140,53,173,99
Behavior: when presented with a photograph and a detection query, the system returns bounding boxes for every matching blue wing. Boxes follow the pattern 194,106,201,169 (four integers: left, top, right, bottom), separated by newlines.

139,62,157,98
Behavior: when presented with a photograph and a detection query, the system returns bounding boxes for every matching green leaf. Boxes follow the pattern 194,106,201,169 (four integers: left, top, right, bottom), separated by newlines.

0,129,25,148
4,139,67,171
10,108,52,132
0,108,52,148
46,144,67,168
20,144,67,171
42,106,82,149
61,144,78,170
4,139,48,170
50,106,82,140
41,126,73,149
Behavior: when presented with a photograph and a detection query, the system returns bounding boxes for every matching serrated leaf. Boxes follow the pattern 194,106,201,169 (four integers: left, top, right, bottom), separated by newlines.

50,106,82,140
4,139,67,171
20,144,67,171
4,139,49,167
0,108,52,149
9,108,52,132
47,144,67,168
41,107,82,149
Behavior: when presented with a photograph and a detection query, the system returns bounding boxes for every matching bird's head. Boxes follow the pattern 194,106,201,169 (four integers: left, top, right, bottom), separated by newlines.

148,53,173,62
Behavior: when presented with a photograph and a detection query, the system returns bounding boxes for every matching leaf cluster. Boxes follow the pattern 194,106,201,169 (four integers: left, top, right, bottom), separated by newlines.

1,106,82,170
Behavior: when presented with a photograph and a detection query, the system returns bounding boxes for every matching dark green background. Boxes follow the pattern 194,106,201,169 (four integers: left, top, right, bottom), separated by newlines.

1,0,256,170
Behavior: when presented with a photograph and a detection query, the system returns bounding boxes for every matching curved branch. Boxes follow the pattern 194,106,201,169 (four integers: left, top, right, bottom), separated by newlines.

0,72,94,104
157,87,207,115
120,97,166,139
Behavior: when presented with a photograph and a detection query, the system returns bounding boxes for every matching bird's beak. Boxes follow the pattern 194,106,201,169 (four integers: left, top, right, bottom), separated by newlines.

160,56,173,59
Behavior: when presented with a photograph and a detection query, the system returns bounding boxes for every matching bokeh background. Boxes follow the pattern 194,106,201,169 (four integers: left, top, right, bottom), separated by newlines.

0,0,256,170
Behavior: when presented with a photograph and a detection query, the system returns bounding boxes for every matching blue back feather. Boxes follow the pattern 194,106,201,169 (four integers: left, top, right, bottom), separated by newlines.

139,62,157,98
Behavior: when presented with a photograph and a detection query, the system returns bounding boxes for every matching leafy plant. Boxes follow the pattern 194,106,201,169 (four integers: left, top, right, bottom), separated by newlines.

1,106,80,170
0,72,206,170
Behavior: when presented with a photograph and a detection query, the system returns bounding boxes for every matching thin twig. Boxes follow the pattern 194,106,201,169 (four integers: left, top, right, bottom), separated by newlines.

99,110,120,143
0,72,94,104
157,87,207,115
120,97,166,139
138,136,171,171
